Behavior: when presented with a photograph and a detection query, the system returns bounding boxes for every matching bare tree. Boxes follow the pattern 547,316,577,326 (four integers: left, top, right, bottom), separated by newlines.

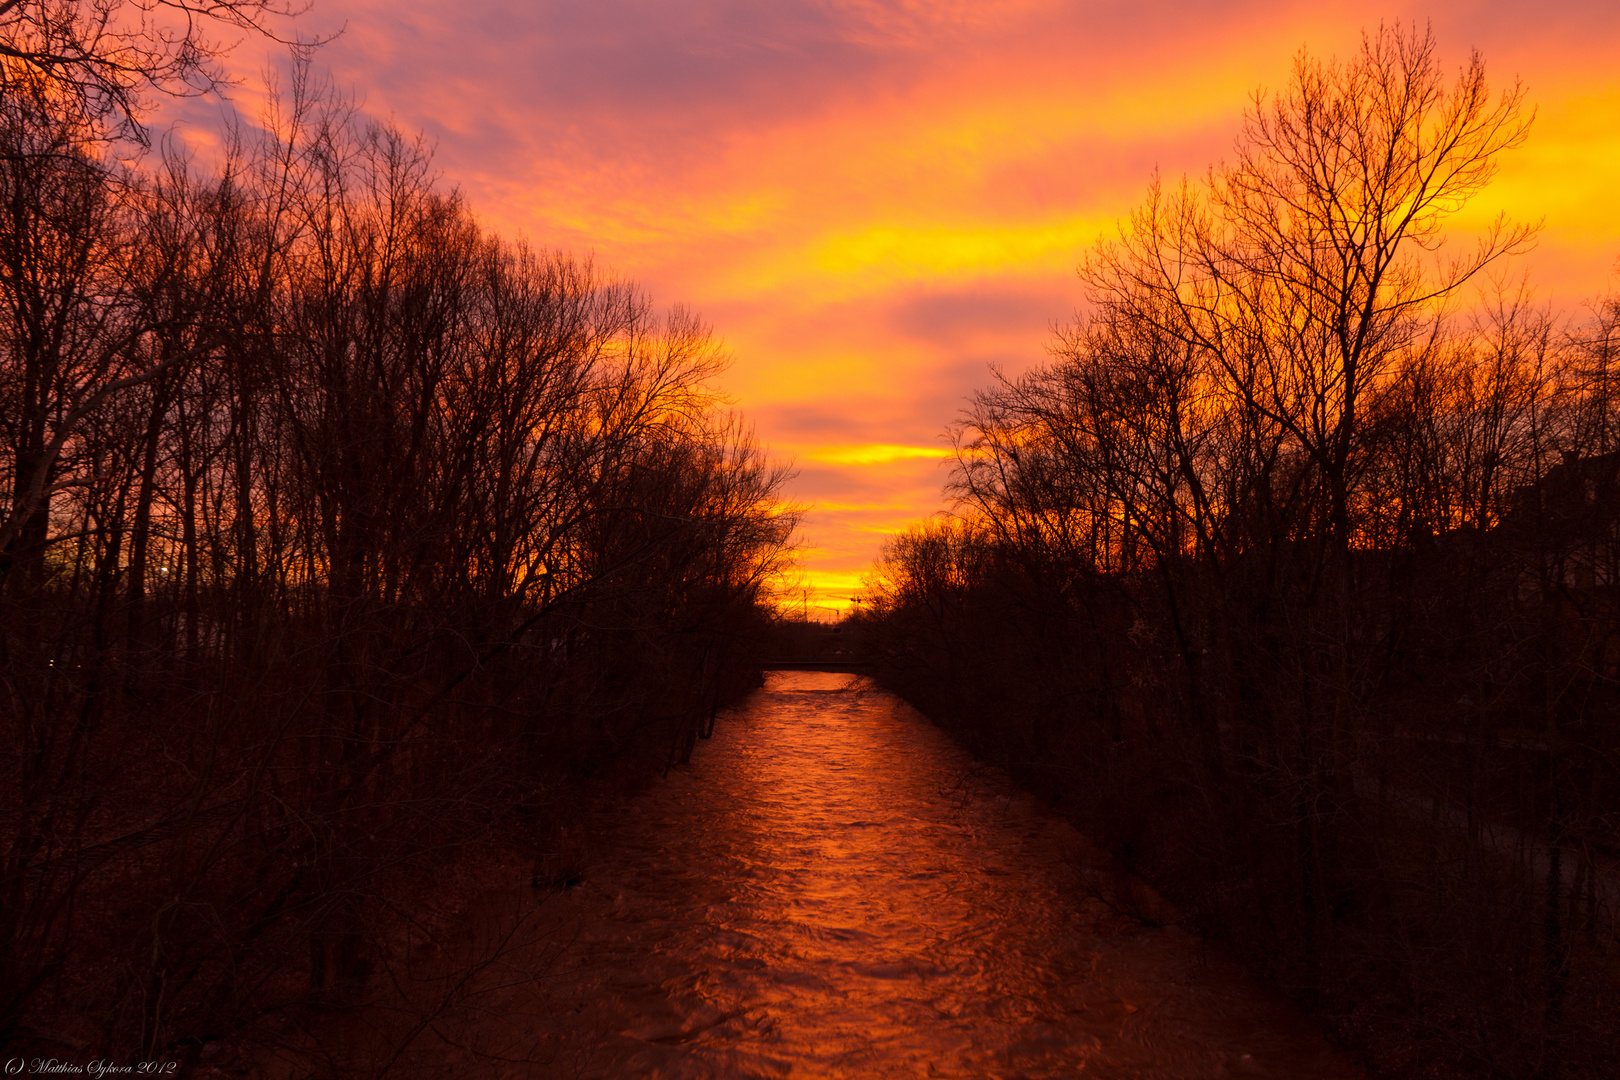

0,0,318,140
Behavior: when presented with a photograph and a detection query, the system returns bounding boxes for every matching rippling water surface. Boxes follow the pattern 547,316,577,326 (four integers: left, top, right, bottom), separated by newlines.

438,672,1364,1079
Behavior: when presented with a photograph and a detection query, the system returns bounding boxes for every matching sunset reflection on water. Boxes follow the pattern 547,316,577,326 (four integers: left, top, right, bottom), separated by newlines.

434,671,1364,1078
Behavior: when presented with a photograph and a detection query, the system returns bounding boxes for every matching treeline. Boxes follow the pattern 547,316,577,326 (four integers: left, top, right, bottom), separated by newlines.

859,28,1618,1079
0,56,796,1059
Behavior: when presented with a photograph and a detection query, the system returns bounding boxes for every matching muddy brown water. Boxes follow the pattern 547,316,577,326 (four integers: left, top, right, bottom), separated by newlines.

383,671,1365,1079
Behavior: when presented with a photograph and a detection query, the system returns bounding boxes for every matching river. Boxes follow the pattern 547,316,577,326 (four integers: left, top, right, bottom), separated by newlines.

393,671,1365,1079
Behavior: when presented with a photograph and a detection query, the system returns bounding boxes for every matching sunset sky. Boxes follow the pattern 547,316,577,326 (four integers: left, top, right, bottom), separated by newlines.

188,0,1620,615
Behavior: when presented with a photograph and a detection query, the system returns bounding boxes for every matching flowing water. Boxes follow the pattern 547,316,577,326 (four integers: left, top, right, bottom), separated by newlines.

408,671,1365,1079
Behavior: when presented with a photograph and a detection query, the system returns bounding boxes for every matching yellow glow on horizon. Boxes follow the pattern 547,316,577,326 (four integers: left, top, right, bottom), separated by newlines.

811,500,935,513
786,569,868,617
807,444,956,466
800,569,865,591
